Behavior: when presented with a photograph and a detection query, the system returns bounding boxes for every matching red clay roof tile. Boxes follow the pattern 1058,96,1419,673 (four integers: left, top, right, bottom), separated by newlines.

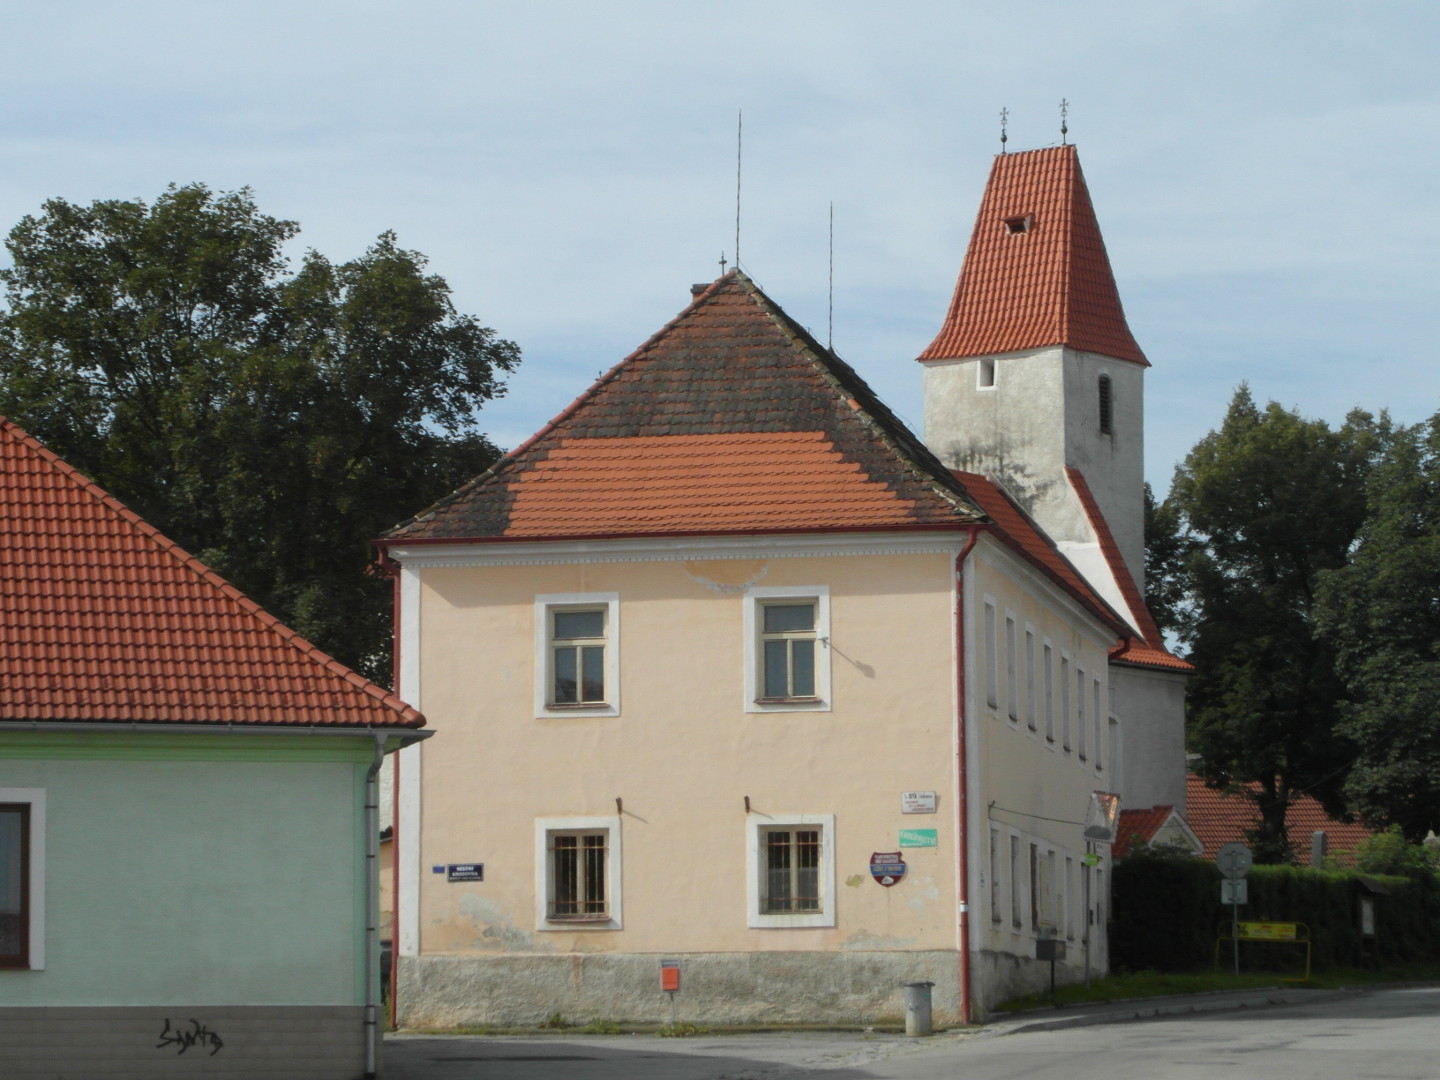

953,470,1130,638
0,418,423,728
1065,467,1191,672
389,271,984,542
1112,805,1177,858
1184,774,1376,861
919,146,1147,366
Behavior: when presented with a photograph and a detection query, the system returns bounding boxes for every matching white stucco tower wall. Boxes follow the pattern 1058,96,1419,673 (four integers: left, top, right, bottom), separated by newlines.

922,345,1145,594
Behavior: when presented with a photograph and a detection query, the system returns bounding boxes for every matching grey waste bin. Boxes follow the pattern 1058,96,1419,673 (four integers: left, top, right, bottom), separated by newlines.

902,980,934,1036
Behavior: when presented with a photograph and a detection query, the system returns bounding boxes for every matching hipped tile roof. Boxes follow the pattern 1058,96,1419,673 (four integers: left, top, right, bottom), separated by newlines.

918,145,1147,366
0,418,423,727
388,271,985,542
1184,774,1376,861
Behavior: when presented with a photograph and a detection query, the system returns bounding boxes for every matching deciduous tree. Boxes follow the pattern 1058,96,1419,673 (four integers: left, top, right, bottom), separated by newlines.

1164,386,1375,862
0,184,519,682
1317,419,1440,841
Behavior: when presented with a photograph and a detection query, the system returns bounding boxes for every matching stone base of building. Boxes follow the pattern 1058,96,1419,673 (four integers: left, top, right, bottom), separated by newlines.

0,1005,368,1080
398,951,965,1028
971,947,1103,1018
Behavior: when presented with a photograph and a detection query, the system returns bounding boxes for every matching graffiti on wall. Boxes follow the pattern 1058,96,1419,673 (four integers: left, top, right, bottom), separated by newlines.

156,1018,224,1056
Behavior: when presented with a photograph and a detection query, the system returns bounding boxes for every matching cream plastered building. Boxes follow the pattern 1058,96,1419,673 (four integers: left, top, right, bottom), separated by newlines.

381,144,1188,1026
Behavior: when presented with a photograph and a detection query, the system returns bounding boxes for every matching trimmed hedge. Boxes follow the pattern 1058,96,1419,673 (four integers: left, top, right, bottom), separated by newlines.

1111,852,1440,973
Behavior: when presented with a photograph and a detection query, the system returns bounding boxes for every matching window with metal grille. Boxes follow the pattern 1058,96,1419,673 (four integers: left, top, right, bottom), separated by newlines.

0,804,29,968
760,601,817,700
547,831,608,920
1098,375,1113,434
550,607,607,706
761,827,821,913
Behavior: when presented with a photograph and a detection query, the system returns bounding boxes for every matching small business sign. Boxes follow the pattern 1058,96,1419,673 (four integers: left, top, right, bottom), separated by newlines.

870,851,906,886
901,791,937,814
446,864,484,883
1240,921,1298,941
899,829,938,848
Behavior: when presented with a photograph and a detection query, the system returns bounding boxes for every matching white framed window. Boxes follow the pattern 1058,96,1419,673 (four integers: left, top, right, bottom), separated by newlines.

746,813,835,928
1076,666,1087,760
744,586,831,712
535,593,620,718
983,600,998,710
1005,616,1019,722
1024,629,1037,731
1060,655,1072,751
1042,643,1055,742
0,788,44,971
989,824,1003,922
535,816,622,930
977,357,996,389
1092,679,1103,769
1009,833,1023,927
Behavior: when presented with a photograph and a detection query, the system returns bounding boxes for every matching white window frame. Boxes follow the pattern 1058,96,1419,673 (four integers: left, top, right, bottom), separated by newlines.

744,586,831,713
0,788,44,971
983,600,998,710
1004,615,1019,723
746,813,835,928
535,593,620,719
534,815,622,931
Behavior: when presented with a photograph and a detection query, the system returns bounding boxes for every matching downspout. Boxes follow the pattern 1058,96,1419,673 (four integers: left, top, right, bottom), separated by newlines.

954,527,981,1025
364,732,387,1079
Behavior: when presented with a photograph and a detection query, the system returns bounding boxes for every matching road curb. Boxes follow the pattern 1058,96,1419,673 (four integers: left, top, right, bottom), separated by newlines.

983,986,1353,1036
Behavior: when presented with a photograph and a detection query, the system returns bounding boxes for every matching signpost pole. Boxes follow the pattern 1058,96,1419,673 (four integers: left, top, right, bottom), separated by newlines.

1082,841,1092,988
1232,886,1240,977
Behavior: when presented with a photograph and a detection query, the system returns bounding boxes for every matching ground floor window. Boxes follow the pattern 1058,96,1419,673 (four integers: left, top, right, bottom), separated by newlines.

535,816,621,929
747,813,835,928
0,789,43,970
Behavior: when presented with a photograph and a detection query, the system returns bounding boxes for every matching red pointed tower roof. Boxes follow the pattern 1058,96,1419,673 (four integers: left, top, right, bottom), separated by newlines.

918,145,1147,366
0,417,424,727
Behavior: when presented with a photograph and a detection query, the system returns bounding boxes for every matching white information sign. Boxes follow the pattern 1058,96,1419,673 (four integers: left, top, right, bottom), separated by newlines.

901,791,937,814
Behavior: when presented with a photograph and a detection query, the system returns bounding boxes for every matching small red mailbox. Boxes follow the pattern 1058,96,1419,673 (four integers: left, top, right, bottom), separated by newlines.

660,962,681,993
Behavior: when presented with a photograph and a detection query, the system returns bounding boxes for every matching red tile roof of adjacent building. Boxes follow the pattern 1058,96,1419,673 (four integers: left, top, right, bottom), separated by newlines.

1112,805,1178,858
953,470,1130,638
388,271,986,542
0,417,424,728
1184,774,1376,861
918,145,1147,366
1066,467,1191,672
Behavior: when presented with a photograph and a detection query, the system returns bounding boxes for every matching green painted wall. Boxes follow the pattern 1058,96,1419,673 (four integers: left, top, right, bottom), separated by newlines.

0,748,370,1007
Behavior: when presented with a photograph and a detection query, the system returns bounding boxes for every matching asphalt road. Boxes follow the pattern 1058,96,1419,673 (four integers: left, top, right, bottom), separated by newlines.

384,984,1440,1080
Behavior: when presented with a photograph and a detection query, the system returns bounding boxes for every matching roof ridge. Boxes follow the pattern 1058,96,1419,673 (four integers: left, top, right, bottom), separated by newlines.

730,273,984,520
385,273,742,538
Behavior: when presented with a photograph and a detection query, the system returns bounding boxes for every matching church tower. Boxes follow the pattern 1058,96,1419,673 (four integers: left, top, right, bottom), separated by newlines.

919,145,1147,613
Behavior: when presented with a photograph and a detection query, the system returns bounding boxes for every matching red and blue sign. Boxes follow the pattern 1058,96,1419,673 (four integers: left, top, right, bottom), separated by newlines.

870,851,906,887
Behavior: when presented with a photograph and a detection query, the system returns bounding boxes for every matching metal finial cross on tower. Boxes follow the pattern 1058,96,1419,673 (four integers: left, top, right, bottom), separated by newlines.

1000,107,1009,154
1059,98,1069,145
719,252,727,274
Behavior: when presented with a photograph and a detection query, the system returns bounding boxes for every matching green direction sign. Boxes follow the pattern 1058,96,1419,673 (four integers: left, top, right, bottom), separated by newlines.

899,829,938,848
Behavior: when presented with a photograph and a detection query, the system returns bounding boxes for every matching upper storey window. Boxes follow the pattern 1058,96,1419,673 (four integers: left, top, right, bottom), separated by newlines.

536,593,620,718
1098,375,1114,435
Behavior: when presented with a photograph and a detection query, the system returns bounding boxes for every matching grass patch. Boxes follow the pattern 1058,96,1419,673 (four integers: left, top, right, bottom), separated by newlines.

575,1019,627,1035
996,964,1440,1013
656,1021,709,1037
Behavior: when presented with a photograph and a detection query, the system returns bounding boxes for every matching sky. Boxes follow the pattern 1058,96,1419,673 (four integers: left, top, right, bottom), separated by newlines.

3,1,1439,494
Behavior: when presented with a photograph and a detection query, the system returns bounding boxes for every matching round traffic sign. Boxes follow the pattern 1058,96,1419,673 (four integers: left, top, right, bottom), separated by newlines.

1217,842,1252,880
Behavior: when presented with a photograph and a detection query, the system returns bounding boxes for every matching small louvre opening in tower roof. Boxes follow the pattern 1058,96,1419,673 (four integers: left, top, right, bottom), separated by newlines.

1004,215,1032,235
